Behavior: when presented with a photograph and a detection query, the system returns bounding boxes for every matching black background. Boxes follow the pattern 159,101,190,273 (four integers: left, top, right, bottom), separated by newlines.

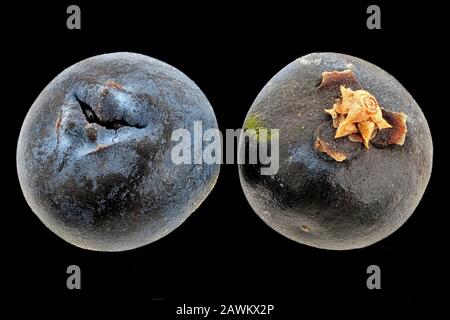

4,0,448,315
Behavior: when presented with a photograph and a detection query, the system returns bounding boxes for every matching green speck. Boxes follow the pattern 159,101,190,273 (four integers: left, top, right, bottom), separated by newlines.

243,114,278,141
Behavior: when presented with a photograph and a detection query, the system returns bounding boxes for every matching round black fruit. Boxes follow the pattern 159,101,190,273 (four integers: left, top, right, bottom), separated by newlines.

238,52,432,250
17,52,220,251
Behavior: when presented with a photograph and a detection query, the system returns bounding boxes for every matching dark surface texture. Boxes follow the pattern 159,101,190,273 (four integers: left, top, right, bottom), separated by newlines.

3,0,447,314
17,52,220,251
239,53,433,250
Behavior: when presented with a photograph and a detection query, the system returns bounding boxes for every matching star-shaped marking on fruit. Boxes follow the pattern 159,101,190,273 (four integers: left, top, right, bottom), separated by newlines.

325,86,392,148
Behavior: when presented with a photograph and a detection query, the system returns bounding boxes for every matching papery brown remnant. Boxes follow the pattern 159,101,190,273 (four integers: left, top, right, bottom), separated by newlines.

371,109,407,147
319,70,360,92
315,70,408,161
314,121,362,162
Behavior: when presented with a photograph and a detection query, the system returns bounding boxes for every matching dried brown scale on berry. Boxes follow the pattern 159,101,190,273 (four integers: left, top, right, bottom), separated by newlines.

372,109,407,147
318,69,361,92
314,121,362,162
314,70,407,162
315,70,407,156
